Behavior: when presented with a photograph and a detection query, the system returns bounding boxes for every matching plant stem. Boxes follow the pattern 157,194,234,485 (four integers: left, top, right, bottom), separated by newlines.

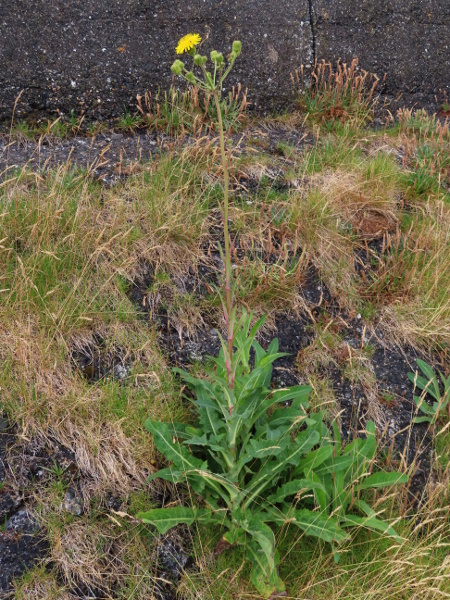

213,90,234,384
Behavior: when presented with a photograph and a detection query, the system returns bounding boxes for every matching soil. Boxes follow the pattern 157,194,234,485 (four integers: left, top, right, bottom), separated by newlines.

0,131,162,187
0,419,55,598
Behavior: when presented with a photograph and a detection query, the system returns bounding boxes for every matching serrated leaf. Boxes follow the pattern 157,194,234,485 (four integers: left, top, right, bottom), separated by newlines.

267,478,326,503
293,444,334,478
138,507,212,534
265,507,349,543
355,471,408,491
145,420,206,472
341,514,404,542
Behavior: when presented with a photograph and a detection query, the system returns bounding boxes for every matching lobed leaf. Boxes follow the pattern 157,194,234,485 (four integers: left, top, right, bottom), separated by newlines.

138,507,213,534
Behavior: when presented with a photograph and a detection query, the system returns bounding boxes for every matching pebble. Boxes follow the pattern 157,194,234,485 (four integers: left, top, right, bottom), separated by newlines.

64,487,84,516
113,364,129,380
6,509,39,534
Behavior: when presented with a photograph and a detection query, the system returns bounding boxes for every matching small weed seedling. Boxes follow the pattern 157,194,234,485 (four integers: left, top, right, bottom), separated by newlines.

408,359,450,425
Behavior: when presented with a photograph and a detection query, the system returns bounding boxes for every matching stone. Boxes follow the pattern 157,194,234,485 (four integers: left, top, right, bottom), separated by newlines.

0,509,49,597
5,509,39,534
157,536,191,581
64,487,84,516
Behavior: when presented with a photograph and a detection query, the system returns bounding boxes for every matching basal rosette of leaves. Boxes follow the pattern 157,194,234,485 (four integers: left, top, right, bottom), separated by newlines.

140,314,408,598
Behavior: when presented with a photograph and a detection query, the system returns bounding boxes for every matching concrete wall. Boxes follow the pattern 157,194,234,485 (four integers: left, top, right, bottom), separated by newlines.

1,0,448,121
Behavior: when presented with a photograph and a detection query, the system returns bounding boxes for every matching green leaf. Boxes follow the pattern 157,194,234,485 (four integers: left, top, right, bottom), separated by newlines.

242,515,277,573
147,467,181,484
293,445,334,478
332,469,346,515
253,339,267,366
145,420,206,472
353,498,376,517
413,395,435,415
332,421,342,452
253,386,311,423
138,507,212,534
268,405,308,429
413,415,433,424
269,385,312,406
264,507,349,544
408,373,439,400
184,469,239,501
247,436,290,459
311,454,355,477
341,514,404,542
247,541,285,598
243,429,320,508
360,421,377,461
417,359,438,383
267,479,326,504
355,471,408,491
311,471,329,512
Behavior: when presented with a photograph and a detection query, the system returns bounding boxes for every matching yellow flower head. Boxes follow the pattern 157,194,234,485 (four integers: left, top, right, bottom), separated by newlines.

176,33,201,55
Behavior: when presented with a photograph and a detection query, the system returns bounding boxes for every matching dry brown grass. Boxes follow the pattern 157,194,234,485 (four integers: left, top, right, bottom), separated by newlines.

293,58,381,128
0,150,219,498
2,103,449,599
377,197,450,349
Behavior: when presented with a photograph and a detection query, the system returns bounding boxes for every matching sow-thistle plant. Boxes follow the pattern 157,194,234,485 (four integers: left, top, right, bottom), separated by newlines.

139,35,409,599
170,34,242,383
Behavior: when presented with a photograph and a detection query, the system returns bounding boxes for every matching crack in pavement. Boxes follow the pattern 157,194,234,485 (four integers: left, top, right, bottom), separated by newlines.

308,0,317,63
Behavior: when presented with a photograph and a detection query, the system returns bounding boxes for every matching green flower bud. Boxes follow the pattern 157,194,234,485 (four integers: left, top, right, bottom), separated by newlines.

229,52,237,62
210,50,224,66
171,60,185,75
185,71,196,84
194,54,207,67
232,40,242,56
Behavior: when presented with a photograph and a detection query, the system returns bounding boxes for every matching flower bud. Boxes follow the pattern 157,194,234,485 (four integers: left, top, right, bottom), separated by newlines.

232,40,242,56
194,54,207,67
171,60,185,75
229,52,237,62
210,50,224,66
185,71,196,84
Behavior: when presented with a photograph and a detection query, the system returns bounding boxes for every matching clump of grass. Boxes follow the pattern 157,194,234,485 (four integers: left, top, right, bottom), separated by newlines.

137,84,248,135
7,117,78,142
293,58,380,129
116,110,146,133
378,198,450,349
394,108,450,200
